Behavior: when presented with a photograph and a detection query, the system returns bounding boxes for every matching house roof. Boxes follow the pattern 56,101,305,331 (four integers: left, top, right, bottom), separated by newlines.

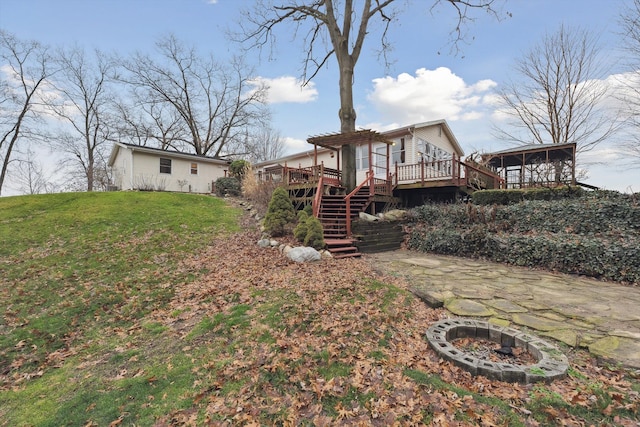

107,142,231,167
254,119,464,168
482,142,576,168
484,142,576,156
381,119,465,156
253,148,329,169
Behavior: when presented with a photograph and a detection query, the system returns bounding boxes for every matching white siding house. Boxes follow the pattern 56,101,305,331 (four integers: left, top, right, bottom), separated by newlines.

254,119,464,185
108,142,230,193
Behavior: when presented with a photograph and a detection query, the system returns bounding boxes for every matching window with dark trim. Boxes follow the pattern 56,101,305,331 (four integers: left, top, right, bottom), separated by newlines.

160,158,172,174
190,162,198,175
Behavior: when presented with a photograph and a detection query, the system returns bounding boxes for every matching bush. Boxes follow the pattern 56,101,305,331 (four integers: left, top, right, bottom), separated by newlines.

229,159,250,180
263,187,296,237
406,191,640,284
303,216,325,250
472,186,584,205
294,211,309,242
303,204,313,216
215,177,241,197
241,169,279,215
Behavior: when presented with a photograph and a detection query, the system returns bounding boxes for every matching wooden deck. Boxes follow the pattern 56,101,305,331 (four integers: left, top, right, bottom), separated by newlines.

394,156,503,192
257,159,501,256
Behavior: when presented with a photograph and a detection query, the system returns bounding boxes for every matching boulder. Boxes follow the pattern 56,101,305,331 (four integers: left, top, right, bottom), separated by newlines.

257,239,271,248
287,246,321,263
359,212,379,222
382,209,407,221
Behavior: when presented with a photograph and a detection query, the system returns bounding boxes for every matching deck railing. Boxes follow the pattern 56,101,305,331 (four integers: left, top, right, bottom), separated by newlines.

462,160,503,190
372,177,393,196
395,158,455,184
258,163,341,187
394,156,502,190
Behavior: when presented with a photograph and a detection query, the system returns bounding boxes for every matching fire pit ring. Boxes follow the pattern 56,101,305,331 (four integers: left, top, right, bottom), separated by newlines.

426,318,568,384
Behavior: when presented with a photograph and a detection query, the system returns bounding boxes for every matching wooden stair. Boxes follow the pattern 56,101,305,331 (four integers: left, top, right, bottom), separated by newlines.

318,187,371,259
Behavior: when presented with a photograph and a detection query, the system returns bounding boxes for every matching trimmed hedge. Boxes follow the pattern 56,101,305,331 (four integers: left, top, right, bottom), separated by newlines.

472,186,585,205
407,191,640,284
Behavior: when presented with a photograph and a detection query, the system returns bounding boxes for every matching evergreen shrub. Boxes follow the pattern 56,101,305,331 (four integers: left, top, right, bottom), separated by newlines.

263,187,296,237
294,211,309,242
303,216,325,250
303,204,313,216
229,160,250,180
215,177,241,197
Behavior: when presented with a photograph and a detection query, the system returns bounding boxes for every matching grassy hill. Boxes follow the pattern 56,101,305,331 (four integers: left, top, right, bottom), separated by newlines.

0,192,239,425
1,192,638,426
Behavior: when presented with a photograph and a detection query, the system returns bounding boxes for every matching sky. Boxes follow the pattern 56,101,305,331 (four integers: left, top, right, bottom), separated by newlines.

1,0,639,193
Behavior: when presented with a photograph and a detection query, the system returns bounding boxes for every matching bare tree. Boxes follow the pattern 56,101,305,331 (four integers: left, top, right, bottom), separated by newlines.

238,0,505,190
0,30,53,195
119,35,268,157
45,46,116,191
244,125,286,163
111,100,186,150
494,25,619,153
619,0,640,161
11,147,56,195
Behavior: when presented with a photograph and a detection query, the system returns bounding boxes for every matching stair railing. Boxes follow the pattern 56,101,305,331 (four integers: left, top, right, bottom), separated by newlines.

344,172,375,237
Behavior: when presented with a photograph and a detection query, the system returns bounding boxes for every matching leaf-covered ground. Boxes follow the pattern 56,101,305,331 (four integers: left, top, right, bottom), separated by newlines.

1,194,638,426
148,227,639,426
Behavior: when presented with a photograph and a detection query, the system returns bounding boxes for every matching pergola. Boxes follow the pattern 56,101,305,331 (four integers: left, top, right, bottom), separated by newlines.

481,143,577,189
307,129,395,189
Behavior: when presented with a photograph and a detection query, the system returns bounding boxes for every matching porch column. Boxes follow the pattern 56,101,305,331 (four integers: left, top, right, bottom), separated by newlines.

386,142,390,181
314,144,318,167
368,141,373,179
571,145,576,185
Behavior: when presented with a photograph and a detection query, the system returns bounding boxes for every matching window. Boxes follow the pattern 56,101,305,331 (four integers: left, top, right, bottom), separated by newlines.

160,158,172,174
190,162,198,175
356,145,369,171
417,138,452,173
392,138,405,165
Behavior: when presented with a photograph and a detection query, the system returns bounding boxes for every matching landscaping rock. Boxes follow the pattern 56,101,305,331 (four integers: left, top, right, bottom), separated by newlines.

359,212,379,222
257,238,271,248
381,209,407,220
287,246,321,263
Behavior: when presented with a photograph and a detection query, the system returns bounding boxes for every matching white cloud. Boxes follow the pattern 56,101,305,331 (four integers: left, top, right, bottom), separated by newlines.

283,136,308,154
250,76,318,104
368,67,497,125
0,65,70,119
206,0,218,4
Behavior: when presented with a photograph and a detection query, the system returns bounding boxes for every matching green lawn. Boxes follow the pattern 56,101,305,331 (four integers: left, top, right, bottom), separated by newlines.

0,191,239,426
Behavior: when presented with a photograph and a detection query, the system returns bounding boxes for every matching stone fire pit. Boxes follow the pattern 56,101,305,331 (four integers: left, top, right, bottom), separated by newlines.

426,318,568,384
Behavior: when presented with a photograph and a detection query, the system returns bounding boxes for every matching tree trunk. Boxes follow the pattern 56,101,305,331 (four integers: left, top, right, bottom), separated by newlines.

0,136,17,196
338,54,357,192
